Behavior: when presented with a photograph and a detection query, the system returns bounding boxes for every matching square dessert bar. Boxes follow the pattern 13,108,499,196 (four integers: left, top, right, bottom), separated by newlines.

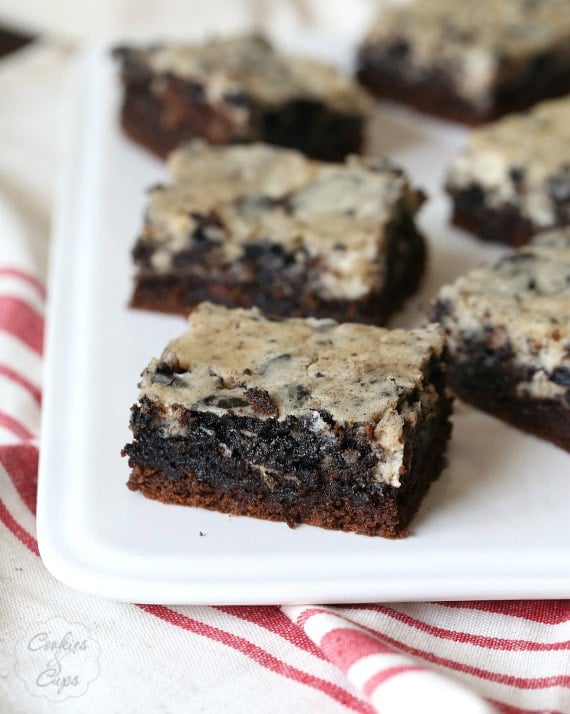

446,97,570,246
356,0,570,125
113,34,371,162
131,141,426,324
431,228,570,452
123,303,453,538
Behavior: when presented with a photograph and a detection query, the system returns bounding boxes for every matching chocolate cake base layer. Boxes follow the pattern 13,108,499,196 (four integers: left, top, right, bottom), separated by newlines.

443,339,570,452
448,187,541,247
130,277,409,323
123,394,453,538
119,81,365,162
130,215,426,324
356,51,570,125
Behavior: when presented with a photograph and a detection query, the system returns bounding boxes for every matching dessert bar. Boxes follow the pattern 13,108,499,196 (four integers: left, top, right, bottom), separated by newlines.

431,228,570,451
114,34,371,161
123,303,453,537
356,0,570,125
131,141,426,324
446,97,570,246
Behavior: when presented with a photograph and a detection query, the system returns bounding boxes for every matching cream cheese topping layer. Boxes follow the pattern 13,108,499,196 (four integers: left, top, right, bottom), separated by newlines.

129,34,371,114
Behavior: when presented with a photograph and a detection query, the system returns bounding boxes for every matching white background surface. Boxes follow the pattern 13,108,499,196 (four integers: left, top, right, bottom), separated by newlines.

37,41,570,605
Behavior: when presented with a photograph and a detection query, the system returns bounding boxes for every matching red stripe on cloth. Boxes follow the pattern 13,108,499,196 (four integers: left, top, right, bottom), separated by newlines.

487,699,563,714
0,296,44,354
0,444,38,514
0,497,39,555
0,411,35,440
490,699,563,714
0,268,46,299
320,627,394,673
439,601,570,626
490,700,563,714
0,362,41,404
138,604,374,714
344,618,570,690
296,606,329,629
214,606,328,661
362,665,424,699
353,604,570,651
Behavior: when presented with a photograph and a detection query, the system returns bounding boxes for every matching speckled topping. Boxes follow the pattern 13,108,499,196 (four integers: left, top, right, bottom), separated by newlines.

446,97,570,227
362,0,570,110
123,34,371,114
139,303,446,486
435,227,570,398
143,142,423,301
167,140,314,197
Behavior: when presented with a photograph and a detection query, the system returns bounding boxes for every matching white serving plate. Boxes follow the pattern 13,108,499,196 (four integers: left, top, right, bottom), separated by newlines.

37,41,570,604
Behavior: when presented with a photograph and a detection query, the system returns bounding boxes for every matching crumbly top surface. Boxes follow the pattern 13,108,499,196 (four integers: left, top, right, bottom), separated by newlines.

446,97,570,226
121,34,371,113
362,0,570,107
364,0,570,56
158,141,412,225
144,142,422,300
167,140,316,197
436,227,570,378
141,302,443,421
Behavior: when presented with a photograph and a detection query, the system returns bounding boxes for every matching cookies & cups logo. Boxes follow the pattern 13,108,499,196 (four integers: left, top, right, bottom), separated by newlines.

14,617,100,702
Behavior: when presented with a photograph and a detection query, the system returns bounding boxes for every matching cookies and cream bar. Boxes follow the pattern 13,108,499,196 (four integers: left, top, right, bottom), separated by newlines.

446,97,570,246
123,303,453,537
114,34,371,161
131,141,426,324
356,0,570,124
431,227,570,451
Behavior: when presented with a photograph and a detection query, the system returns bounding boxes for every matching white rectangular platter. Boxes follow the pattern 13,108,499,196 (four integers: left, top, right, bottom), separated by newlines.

37,41,570,604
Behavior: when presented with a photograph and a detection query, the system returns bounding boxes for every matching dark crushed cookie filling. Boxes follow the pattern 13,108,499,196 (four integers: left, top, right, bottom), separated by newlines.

123,382,452,537
244,387,280,417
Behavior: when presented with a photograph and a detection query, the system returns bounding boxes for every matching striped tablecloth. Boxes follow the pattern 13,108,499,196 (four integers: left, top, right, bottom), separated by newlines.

0,40,568,714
